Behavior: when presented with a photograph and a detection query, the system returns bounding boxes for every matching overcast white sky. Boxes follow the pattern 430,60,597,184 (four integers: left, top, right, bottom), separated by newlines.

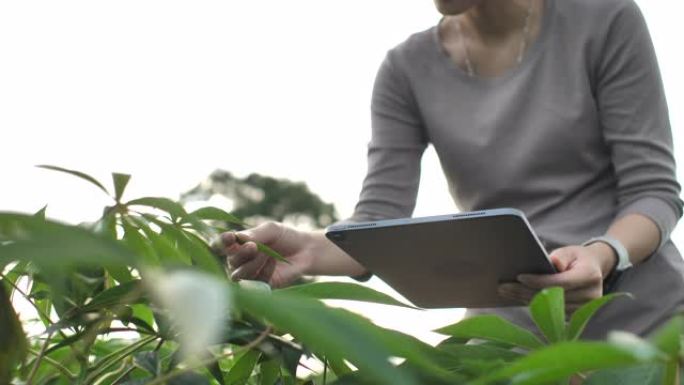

1,1,682,343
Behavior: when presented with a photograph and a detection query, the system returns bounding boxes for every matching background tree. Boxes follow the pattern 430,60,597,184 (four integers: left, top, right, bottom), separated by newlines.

181,170,339,229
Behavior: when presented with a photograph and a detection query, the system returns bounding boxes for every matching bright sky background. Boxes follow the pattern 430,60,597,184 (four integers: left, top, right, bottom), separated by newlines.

1,1,683,344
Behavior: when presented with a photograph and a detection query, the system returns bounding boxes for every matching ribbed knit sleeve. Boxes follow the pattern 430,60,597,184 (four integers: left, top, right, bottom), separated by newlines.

595,1,683,249
348,50,428,222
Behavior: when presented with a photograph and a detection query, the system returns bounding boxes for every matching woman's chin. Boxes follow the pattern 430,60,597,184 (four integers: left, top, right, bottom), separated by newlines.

433,0,481,15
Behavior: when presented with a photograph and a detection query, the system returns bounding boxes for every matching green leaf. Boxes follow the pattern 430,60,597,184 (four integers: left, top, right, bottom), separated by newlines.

608,331,667,362
0,213,137,270
277,281,418,309
146,218,223,276
472,341,664,385
80,279,144,313
0,281,28,384
435,315,545,350
95,210,118,240
648,316,684,358
254,241,289,264
207,358,227,385
126,197,188,221
529,287,566,343
235,288,456,385
34,205,47,220
169,372,211,385
225,350,261,385
437,342,522,363
259,359,280,385
85,335,158,383
133,351,160,376
122,218,160,265
584,364,664,385
566,293,629,341
37,164,110,195
113,173,131,202
327,356,353,377
187,207,246,227
129,216,191,266
433,342,522,378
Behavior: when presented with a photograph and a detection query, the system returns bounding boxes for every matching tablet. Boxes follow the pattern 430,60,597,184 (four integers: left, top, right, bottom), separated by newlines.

325,208,556,308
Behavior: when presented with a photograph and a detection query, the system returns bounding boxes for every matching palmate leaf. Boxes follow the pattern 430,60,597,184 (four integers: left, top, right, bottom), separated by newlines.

225,350,261,385
142,216,223,276
127,216,191,266
187,206,246,228
435,315,544,351
235,287,461,385
0,212,137,270
79,279,144,313
529,287,566,343
584,364,664,385
471,341,665,385
113,173,131,202
566,293,631,341
277,281,418,309
37,165,110,196
648,316,684,358
126,197,188,221
121,218,160,265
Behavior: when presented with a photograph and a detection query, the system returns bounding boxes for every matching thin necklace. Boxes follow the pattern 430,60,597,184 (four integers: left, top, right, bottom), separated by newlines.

455,0,535,77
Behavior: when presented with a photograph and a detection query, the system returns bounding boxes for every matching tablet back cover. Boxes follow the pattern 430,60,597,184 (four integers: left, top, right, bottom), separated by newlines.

327,212,555,308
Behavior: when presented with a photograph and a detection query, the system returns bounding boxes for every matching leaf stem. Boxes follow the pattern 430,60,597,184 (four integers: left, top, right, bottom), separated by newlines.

145,326,273,385
27,348,76,380
26,330,54,385
111,366,136,385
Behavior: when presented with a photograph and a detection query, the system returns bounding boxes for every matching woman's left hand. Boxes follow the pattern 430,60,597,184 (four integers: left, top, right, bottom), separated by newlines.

498,245,615,312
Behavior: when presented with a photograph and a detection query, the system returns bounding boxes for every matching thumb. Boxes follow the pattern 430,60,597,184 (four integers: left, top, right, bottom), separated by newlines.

549,247,577,272
237,222,283,245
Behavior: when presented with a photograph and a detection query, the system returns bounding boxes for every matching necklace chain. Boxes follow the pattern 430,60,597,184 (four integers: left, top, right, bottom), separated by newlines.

456,0,535,77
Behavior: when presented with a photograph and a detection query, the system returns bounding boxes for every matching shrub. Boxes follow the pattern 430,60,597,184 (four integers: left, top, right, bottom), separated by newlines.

0,167,681,385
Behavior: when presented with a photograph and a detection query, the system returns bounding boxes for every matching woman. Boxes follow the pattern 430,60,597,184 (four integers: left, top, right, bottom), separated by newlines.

218,0,684,339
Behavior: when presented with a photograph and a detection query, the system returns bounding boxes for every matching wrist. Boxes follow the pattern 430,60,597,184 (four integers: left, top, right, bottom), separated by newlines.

584,242,618,279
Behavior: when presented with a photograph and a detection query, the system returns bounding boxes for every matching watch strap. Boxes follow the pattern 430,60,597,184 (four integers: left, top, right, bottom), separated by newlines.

582,235,632,272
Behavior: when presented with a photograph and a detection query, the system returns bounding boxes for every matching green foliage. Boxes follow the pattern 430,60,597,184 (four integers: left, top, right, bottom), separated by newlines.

182,170,338,228
529,287,566,343
2,167,684,385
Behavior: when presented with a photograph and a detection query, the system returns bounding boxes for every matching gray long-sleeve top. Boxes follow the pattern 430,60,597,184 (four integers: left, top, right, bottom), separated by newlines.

349,0,684,338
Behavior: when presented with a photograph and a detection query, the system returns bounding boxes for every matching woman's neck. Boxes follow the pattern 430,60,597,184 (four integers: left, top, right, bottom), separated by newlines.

463,0,533,40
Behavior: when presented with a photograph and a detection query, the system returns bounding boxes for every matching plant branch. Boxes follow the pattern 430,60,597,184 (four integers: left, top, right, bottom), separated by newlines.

92,358,131,385
111,366,136,385
26,330,55,385
145,326,273,385
27,348,76,380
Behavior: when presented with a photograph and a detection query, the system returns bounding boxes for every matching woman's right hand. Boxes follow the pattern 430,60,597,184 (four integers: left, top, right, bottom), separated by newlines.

216,222,315,288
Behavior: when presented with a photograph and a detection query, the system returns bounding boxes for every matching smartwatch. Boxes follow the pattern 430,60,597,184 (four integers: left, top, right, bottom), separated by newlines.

582,235,632,292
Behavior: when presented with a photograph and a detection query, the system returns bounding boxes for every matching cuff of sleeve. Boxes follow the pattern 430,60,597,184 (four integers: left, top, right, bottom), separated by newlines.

616,196,680,250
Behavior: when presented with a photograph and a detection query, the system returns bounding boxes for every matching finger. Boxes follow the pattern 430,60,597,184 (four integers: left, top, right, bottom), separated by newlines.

549,248,577,272
498,283,538,303
212,232,242,257
517,270,594,291
237,222,284,245
564,287,602,304
231,255,272,281
227,241,259,269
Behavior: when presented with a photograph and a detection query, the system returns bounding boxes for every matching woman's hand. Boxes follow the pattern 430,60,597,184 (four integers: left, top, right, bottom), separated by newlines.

498,244,617,312
215,222,315,288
